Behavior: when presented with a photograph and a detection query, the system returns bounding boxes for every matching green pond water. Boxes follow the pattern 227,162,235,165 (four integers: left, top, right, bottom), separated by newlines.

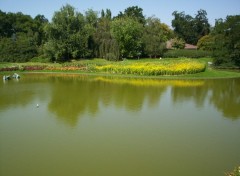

0,73,240,176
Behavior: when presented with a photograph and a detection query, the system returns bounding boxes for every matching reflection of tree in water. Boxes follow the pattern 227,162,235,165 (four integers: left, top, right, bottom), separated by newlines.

48,78,100,127
171,80,207,108
48,76,167,126
209,78,240,119
171,78,240,119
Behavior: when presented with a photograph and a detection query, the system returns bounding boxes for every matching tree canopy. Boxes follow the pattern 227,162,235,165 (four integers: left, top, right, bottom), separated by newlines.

212,15,240,66
0,10,48,62
172,9,210,45
116,6,146,25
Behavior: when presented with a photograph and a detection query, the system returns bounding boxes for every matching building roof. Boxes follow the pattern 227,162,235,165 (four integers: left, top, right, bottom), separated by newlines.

184,43,197,49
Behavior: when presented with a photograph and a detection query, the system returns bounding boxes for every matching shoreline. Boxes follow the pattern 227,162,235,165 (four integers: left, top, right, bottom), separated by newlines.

5,69,240,80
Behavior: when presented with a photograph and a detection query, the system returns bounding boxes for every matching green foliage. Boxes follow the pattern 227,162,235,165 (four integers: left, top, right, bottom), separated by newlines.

0,10,48,62
44,4,89,61
99,39,120,61
172,9,210,45
197,35,215,50
143,16,172,58
84,9,99,58
163,49,212,58
0,33,38,62
111,17,143,58
30,55,51,63
171,38,185,49
94,9,116,59
105,53,118,61
211,15,240,67
116,6,146,25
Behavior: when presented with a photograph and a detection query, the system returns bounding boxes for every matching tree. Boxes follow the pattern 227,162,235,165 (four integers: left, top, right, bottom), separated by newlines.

95,9,119,60
116,6,146,25
0,33,38,62
211,15,240,66
33,14,48,46
195,9,210,39
111,17,143,58
0,10,12,38
172,11,195,44
143,16,172,58
44,4,87,61
0,11,42,62
197,35,215,51
172,10,210,45
84,9,99,57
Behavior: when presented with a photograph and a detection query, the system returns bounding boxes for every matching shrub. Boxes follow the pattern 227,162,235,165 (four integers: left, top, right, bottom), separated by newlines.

163,49,212,58
172,38,185,49
30,55,51,63
106,53,118,61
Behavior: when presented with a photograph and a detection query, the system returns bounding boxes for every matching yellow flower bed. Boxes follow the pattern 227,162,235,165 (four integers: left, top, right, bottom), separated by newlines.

95,60,206,76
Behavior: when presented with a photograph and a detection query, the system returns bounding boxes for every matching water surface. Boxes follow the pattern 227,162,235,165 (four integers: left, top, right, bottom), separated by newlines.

0,73,240,176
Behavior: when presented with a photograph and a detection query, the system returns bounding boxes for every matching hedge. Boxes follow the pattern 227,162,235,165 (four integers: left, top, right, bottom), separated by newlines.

163,49,212,58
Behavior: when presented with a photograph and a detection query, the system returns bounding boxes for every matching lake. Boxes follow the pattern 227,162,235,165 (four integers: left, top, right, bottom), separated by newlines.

0,73,240,176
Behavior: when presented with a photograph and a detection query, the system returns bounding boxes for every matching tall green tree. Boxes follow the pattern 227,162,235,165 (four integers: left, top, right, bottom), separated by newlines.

95,9,119,60
195,9,210,39
33,15,48,46
111,16,143,58
143,16,172,58
44,4,87,61
0,11,44,62
0,32,38,62
172,9,210,45
84,9,98,57
211,15,240,66
0,10,12,38
116,6,146,25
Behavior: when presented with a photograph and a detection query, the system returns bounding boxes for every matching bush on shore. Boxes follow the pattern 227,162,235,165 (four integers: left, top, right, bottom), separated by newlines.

163,49,212,58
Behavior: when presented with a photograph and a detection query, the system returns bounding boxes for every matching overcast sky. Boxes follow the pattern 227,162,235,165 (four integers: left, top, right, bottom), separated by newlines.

0,0,239,27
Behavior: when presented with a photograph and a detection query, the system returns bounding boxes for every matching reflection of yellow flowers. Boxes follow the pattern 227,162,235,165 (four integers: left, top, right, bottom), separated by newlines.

94,77,204,87
95,60,206,76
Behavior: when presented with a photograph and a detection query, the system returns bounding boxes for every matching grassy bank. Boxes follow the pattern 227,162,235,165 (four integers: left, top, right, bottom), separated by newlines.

1,58,240,79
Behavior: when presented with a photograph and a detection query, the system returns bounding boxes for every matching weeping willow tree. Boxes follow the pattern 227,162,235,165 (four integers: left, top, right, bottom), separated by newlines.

99,38,120,61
